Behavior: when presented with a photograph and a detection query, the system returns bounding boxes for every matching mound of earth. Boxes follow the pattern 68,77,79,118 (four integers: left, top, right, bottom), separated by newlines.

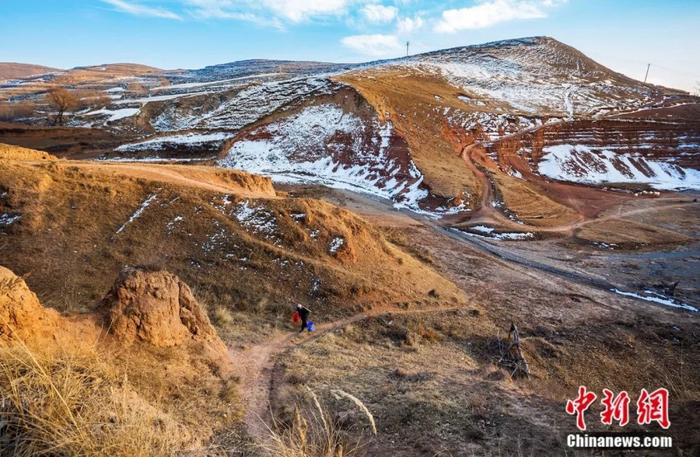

0,265,58,341
102,266,224,351
0,263,241,454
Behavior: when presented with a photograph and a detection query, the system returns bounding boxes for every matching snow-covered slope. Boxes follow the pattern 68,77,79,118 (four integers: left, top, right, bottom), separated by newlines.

218,102,455,214
385,37,657,118
539,144,700,190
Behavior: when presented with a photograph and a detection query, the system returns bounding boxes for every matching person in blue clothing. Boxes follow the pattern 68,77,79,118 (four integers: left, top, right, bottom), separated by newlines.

296,304,311,333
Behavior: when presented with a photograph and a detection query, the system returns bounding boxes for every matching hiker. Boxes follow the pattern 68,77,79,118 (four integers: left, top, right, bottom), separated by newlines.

295,304,311,333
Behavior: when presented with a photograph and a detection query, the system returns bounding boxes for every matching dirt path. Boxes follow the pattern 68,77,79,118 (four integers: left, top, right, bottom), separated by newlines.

455,122,698,238
230,305,467,444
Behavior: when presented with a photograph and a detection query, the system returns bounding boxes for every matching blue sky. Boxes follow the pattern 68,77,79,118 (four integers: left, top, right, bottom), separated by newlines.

1,0,699,91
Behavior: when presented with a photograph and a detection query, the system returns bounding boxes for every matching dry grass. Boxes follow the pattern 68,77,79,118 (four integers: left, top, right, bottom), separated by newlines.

0,150,467,332
274,307,700,456
0,340,189,457
491,173,580,227
336,69,478,200
576,217,691,245
212,305,235,326
0,102,35,122
262,388,373,457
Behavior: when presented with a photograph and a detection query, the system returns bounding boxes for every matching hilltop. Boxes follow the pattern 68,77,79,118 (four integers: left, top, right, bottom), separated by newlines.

0,62,59,81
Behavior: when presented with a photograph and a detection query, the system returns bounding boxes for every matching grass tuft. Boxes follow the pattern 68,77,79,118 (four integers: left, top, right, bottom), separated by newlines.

0,340,189,457
261,388,374,457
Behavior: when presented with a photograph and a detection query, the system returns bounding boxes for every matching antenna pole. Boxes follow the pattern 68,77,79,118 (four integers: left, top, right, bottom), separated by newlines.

406,41,410,57
643,63,651,83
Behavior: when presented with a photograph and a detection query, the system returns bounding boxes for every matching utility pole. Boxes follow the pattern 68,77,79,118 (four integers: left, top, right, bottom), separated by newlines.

406,41,410,57
644,63,651,83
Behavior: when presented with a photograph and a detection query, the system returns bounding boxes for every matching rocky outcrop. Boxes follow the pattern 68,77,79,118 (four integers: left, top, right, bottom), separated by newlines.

101,266,224,350
0,266,58,340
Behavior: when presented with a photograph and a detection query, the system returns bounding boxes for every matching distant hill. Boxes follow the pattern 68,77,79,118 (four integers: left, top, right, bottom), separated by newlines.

1,36,697,212
0,62,59,81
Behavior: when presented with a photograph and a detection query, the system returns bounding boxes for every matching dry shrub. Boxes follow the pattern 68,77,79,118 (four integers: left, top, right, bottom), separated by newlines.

414,323,442,343
212,305,235,326
0,340,190,457
263,389,374,457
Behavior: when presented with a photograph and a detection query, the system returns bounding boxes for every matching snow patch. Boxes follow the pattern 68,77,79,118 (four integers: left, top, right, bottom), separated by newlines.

329,237,345,254
0,213,21,226
166,215,184,232
85,107,140,122
116,193,158,234
115,132,233,152
100,156,213,163
539,144,700,190
611,289,697,312
466,225,534,240
233,200,277,238
219,104,432,213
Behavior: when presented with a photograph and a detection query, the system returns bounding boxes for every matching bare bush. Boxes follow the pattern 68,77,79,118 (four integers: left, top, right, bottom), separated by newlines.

45,87,79,125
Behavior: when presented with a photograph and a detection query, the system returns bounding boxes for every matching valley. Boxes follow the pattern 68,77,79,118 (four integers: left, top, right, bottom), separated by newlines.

0,35,698,456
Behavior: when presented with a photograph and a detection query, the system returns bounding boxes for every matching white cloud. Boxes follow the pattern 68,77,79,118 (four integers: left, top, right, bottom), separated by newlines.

396,15,423,34
102,0,182,20
183,0,284,27
260,0,352,22
435,0,565,33
361,4,398,23
341,34,403,57
182,0,352,24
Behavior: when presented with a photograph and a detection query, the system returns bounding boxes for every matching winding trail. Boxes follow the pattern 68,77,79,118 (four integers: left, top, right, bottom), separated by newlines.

230,304,467,443
225,190,697,446
456,142,697,237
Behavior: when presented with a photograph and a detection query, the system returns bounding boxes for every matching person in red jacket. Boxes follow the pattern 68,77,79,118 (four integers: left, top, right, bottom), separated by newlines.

296,304,311,333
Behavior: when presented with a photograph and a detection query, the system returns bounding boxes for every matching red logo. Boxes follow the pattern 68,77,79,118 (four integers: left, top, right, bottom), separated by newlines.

565,386,597,431
566,386,670,431
637,388,671,429
600,389,630,426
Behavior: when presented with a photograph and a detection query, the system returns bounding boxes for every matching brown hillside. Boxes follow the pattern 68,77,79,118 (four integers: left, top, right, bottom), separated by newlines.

336,69,479,203
0,62,59,81
52,63,163,85
0,144,467,346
